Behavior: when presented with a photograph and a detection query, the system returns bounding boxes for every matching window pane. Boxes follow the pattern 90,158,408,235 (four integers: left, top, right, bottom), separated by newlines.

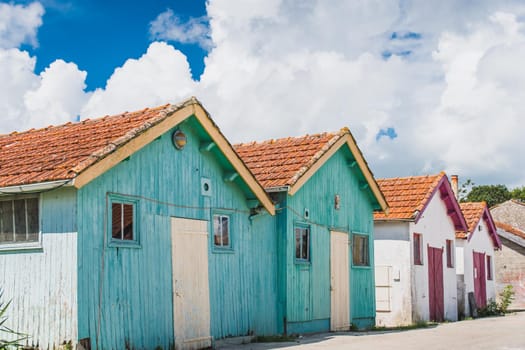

112,203,122,239
0,201,14,243
221,216,229,246
302,228,309,260
295,228,301,258
26,198,39,242
213,215,221,245
122,204,133,240
14,199,27,242
353,235,369,266
414,234,421,265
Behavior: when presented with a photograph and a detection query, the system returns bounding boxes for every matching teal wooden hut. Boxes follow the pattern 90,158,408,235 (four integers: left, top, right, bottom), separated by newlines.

235,130,388,333
0,98,279,349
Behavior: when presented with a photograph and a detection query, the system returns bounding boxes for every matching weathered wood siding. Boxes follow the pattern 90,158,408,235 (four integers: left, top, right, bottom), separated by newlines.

0,187,77,349
77,118,279,349
283,147,376,333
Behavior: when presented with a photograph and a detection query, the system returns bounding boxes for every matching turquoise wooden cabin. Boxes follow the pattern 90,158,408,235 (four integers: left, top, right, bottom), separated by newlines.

235,130,388,333
0,98,279,349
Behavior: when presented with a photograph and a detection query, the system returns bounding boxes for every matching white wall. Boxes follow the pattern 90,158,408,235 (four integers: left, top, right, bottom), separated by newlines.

0,188,77,349
410,192,458,322
374,221,413,326
459,218,498,315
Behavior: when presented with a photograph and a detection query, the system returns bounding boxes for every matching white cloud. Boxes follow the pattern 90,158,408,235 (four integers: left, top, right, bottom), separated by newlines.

0,2,44,49
0,48,88,133
2,0,525,187
81,42,196,119
25,59,89,127
150,9,212,50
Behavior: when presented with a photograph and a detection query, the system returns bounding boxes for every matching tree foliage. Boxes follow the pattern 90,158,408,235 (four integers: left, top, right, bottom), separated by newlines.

510,186,525,202
464,184,511,207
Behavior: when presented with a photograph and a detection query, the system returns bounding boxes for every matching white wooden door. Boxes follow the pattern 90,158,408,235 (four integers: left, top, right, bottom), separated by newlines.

330,231,350,331
171,218,211,350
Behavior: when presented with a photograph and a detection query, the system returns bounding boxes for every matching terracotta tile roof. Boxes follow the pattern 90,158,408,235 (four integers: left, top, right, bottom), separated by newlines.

373,173,445,220
457,202,486,238
234,129,347,189
495,221,525,240
0,102,187,188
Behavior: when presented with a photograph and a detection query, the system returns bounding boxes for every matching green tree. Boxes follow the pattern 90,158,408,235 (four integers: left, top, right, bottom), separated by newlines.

458,178,475,202
464,184,511,207
510,186,525,202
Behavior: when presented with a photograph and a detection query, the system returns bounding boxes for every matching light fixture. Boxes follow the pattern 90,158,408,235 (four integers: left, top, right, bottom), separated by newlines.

172,129,187,150
334,194,341,210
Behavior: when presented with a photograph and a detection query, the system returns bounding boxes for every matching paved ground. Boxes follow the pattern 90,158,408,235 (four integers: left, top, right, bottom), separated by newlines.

217,312,525,350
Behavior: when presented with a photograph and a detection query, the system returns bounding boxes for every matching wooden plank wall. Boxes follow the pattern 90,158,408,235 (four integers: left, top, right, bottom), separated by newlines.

0,187,77,349
77,121,280,349
284,147,376,332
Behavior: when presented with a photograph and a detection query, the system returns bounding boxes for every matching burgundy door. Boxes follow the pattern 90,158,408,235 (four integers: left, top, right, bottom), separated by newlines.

473,251,487,308
428,246,444,322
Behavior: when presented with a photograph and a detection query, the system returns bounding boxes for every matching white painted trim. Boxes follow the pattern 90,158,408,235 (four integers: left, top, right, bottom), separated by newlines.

0,180,73,194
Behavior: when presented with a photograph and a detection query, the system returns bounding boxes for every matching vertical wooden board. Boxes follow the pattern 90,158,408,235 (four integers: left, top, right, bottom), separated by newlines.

375,266,392,312
330,231,350,331
0,187,78,349
172,218,211,350
285,147,377,329
77,122,281,348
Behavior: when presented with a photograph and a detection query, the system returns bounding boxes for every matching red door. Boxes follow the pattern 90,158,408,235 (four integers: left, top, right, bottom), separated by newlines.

428,246,444,322
473,251,487,308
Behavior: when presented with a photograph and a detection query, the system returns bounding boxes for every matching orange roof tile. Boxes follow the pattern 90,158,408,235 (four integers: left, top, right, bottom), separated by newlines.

373,173,445,220
458,202,486,236
234,130,346,189
0,104,179,188
495,221,525,240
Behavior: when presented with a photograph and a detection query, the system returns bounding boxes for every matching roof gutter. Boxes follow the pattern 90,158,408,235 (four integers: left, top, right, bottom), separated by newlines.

265,186,290,193
0,179,74,195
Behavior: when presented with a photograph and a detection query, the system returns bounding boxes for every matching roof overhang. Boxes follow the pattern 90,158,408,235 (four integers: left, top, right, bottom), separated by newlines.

468,208,502,249
71,98,275,215
414,175,468,232
0,179,73,195
287,133,389,213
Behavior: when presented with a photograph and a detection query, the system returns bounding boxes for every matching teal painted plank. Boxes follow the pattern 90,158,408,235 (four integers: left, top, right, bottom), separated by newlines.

77,119,280,349
281,147,377,332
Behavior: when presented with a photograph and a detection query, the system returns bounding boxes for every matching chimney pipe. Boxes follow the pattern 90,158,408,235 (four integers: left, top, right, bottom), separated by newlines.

451,175,459,200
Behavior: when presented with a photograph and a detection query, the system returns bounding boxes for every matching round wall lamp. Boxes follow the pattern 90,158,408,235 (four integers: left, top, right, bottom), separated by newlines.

172,129,187,150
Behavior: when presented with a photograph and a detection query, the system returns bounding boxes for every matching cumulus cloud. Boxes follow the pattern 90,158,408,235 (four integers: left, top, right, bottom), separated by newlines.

2,0,525,187
150,9,212,50
0,2,44,49
0,48,88,133
81,42,196,118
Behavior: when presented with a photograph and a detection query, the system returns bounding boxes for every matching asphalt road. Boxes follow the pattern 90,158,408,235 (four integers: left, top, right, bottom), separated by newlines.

217,312,525,350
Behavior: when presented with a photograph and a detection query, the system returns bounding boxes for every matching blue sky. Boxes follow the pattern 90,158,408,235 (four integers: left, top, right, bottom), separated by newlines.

1,0,525,187
18,0,208,89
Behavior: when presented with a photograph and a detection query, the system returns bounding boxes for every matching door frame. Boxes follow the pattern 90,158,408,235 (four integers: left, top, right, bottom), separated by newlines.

171,217,212,350
330,230,350,331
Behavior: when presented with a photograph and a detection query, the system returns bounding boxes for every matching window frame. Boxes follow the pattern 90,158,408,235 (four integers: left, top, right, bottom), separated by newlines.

294,224,310,263
212,212,233,251
352,233,370,267
0,195,41,251
446,239,454,268
486,255,493,280
413,233,423,265
107,194,140,248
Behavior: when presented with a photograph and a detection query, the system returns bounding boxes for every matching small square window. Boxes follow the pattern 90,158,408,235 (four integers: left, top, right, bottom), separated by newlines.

295,226,310,261
111,202,134,240
108,195,139,247
213,214,230,248
446,239,454,268
414,233,423,265
0,197,40,247
353,234,369,266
